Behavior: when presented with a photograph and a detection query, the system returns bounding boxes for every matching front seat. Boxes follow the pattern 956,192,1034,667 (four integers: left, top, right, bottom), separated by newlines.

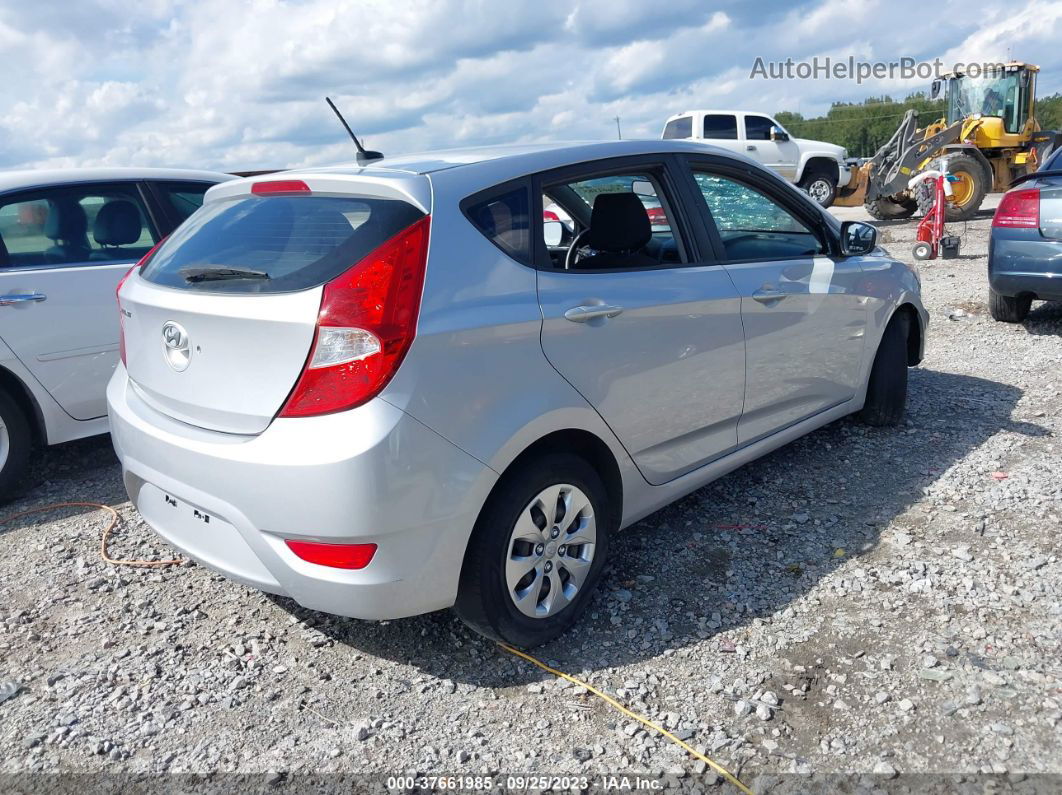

43,199,91,263
575,192,658,270
91,200,144,260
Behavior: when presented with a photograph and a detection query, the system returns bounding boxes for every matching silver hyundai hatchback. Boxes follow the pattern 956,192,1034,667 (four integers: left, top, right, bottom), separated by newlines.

108,141,927,647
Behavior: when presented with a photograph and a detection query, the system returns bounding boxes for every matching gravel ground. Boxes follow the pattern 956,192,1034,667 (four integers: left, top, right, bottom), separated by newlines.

1,206,1060,793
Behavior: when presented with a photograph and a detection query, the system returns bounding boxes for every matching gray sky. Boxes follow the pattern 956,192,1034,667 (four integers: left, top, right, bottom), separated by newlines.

1,0,1060,171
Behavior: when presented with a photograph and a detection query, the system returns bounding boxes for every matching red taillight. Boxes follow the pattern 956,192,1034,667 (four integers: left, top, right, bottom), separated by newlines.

252,180,310,195
993,188,1040,228
543,210,560,222
645,206,667,225
285,540,377,569
117,238,167,366
279,215,431,417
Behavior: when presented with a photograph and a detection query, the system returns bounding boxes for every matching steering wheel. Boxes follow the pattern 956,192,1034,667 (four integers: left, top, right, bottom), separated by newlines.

565,228,591,270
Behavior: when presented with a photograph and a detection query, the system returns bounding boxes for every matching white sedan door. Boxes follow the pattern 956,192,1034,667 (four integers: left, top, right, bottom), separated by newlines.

0,183,159,420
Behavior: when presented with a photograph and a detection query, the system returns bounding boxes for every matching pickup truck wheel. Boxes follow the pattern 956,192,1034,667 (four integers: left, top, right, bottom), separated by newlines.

988,289,1032,323
864,196,917,220
799,169,837,208
0,390,33,504
860,312,909,427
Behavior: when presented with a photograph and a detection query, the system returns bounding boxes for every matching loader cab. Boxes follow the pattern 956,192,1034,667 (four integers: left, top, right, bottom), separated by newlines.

941,63,1038,135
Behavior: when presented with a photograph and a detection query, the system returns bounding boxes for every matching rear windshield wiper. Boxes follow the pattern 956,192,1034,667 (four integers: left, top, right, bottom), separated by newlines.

181,266,270,283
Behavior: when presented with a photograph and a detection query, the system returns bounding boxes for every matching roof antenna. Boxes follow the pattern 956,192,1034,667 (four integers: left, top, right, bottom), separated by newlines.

325,96,384,165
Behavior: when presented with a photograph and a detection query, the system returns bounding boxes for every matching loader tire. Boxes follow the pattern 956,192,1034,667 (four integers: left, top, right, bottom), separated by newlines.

928,153,988,221
864,196,917,221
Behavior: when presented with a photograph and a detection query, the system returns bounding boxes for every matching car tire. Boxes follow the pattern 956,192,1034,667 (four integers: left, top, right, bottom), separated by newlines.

0,390,34,504
864,196,917,220
799,169,838,208
454,452,612,648
988,289,1032,323
860,312,909,427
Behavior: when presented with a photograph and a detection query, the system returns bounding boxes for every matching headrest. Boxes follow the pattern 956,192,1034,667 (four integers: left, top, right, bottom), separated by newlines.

587,193,651,252
93,201,143,246
43,199,88,242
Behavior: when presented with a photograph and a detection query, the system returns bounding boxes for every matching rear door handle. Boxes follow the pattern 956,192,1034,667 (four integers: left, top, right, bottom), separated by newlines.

746,145,757,151
752,287,786,304
564,304,624,323
0,293,47,306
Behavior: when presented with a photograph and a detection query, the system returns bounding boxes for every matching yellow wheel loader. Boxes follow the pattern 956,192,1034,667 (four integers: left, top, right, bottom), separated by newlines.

835,63,1060,221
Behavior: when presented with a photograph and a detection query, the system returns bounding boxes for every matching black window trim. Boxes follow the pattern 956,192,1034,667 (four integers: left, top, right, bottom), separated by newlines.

677,154,842,264
459,177,535,267
529,153,713,274
0,180,163,273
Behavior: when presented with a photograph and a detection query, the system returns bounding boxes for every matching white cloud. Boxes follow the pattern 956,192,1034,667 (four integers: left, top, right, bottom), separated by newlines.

0,0,1060,171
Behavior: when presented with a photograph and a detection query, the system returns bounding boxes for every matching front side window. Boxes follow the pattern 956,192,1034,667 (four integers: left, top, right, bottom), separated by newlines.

0,184,156,269
465,187,531,262
703,114,738,140
542,172,682,270
692,171,825,261
662,116,692,139
744,115,777,141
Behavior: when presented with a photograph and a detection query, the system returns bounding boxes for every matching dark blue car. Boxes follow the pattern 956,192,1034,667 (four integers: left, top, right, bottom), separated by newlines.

988,147,1062,322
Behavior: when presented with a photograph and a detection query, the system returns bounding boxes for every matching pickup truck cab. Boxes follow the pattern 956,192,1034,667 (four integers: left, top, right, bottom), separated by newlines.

662,110,849,207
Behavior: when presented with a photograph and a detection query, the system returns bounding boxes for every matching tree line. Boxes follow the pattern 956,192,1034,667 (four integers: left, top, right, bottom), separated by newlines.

775,92,1062,157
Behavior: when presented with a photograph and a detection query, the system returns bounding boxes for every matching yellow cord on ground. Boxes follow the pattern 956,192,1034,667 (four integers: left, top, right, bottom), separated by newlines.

497,642,754,794
0,501,182,568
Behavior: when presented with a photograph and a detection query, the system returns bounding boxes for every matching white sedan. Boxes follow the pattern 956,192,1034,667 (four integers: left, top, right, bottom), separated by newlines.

0,167,231,501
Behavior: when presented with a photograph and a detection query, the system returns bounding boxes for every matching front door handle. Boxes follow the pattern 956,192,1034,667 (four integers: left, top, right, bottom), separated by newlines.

0,293,47,306
752,287,787,304
564,304,624,323
746,145,757,151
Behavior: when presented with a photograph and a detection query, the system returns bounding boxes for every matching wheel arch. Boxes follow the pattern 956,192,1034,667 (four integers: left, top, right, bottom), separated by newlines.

489,429,624,520
800,155,840,180
892,302,923,366
0,364,45,446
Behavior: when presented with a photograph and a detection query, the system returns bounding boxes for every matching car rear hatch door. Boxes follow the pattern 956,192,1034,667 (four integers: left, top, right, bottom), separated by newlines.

1038,180,1062,240
119,172,430,435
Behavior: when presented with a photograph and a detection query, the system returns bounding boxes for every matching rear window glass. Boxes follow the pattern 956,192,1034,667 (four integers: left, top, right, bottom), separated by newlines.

141,195,424,293
703,114,737,139
663,117,692,139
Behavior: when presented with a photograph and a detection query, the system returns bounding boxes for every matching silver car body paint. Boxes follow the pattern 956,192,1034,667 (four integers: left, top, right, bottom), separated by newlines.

108,141,927,620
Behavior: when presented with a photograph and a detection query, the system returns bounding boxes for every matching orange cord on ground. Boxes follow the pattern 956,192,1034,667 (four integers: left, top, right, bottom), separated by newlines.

497,642,755,794
0,501,182,568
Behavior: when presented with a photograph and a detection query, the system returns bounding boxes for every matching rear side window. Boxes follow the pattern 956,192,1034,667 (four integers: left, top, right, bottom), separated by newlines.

141,195,425,293
702,114,737,139
662,116,692,139
155,181,216,221
464,187,531,263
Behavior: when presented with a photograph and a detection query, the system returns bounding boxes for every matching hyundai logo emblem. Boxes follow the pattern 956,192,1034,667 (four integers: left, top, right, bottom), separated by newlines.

161,321,191,371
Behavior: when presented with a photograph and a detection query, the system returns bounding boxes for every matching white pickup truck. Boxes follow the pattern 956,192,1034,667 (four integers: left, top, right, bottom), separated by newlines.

662,109,850,207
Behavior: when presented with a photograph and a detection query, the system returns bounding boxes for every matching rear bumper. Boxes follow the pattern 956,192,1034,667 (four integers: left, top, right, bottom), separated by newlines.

988,232,1062,301
107,366,497,620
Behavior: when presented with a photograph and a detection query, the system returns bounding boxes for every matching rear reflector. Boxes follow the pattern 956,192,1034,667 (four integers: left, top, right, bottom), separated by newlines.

279,215,431,417
251,179,311,195
285,540,377,569
993,188,1040,228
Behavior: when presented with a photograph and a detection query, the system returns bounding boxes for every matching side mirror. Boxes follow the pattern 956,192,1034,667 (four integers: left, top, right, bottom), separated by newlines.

543,220,567,247
840,221,877,256
930,79,944,100
631,179,656,197
770,126,790,142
